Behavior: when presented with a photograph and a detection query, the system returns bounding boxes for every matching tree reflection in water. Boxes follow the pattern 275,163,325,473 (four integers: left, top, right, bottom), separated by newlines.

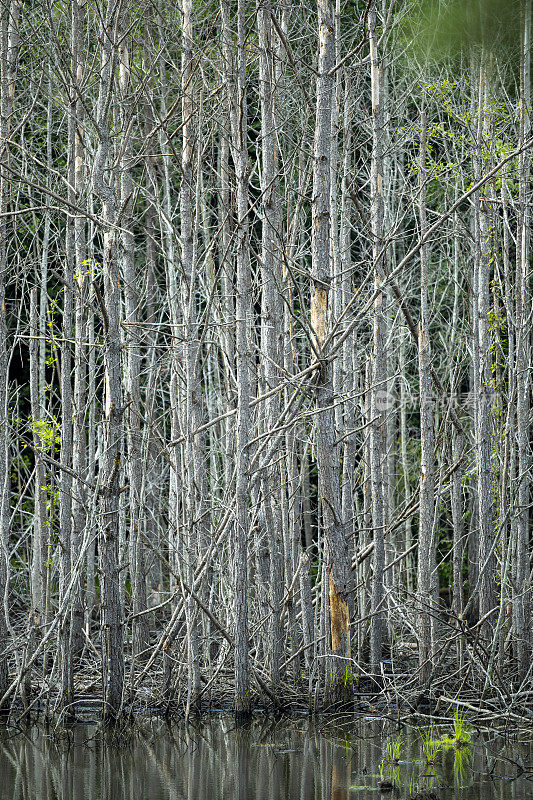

0,715,530,800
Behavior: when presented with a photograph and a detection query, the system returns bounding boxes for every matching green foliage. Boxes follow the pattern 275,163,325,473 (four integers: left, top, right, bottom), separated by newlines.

419,724,442,762
386,734,402,764
43,483,60,508
441,706,472,747
328,664,355,690
74,258,100,282
30,419,61,453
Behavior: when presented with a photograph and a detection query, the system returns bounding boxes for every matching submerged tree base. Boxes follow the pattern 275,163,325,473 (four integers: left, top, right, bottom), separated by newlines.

4,662,531,732
324,673,356,708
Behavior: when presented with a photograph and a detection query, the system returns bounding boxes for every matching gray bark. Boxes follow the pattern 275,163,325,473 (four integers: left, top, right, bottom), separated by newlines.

92,0,124,721
417,106,436,686
221,0,252,717
70,0,87,662
474,56,496,640
257,0,283,689
180,0,202,706
118,6,149,661
513,0,531,678
311,0,353,693
369,1,386,675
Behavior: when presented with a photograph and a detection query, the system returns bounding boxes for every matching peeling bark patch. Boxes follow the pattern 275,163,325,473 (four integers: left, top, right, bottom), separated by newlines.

328,569,350,658
311,287,328,349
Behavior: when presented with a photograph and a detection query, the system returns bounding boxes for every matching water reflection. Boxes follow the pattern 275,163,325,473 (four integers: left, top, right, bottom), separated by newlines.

0,714,531,800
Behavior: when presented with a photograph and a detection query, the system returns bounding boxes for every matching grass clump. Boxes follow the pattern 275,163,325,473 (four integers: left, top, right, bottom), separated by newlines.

441,707,472,748
386,734,402,764
419,724,442,763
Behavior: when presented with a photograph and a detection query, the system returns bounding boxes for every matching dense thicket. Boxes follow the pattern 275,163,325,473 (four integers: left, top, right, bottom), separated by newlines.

0,0,531,723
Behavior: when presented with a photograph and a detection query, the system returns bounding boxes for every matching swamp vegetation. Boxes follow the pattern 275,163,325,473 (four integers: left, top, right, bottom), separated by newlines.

0,0,531,731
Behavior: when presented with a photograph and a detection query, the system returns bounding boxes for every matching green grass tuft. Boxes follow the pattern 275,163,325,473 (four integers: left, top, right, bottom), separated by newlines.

441,706,472,748
418,724,442,763
386,734,402,764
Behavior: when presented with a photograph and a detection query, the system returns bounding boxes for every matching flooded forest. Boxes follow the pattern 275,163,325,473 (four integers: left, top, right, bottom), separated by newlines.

0,0,531,742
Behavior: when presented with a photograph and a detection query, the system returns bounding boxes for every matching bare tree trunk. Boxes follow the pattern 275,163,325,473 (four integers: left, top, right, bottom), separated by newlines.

28,289,48,702
451,432,464,620
156,3,181,697
85,295,97,626
417,106,435,687
311,0,353,696
450,200,464,625
513,0,531,678
399,330,412,596
369,0,386,676
93,0,124,722
142,93,162,595
474,54,496,641
499,163,514,670
221,0,252,718
180,0,202,707
70,0,87,663
118,4,149,662
59,0,82,709
257,0,284,690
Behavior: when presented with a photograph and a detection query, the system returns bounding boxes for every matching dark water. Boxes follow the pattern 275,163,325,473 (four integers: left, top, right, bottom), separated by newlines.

0,714,531,799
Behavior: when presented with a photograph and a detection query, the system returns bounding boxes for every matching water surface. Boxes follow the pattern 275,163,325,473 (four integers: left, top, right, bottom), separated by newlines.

0,714,531,799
